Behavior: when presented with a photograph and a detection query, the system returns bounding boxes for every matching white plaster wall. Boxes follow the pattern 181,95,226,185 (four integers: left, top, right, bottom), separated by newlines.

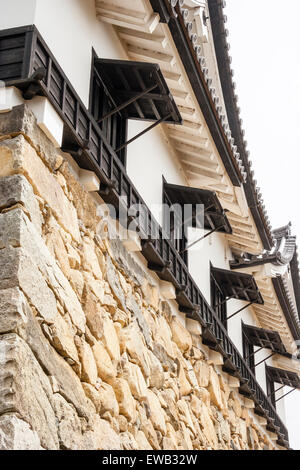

188,230,229,302
0,0,126,107
34,0,127,107
126,121,186,224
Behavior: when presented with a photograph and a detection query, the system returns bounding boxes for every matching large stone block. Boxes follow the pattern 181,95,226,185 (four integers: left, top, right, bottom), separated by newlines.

82,383,102,414
126,294,152,348
229,392,242,418
0,414,43,450
155,315,174,357
160,390,180,430
170,317,192,354
194,360,210,388
122,361,148,400
0,174,43,235
190,395,202,419
175,354,192,396
83,289,104,340
120,322,151,378
146,349,165,389
83,415,121,450
0,208,86,332
75,336,98,386
59,161,100,231
199,403,218,448
70,269,84,298
144,389,167,435
43,314,79,364
208,367,223,409
0,135,81,242
53,393,82,450
17,304,94,420
106,256,127,310
45,225,71,280
165,423,179,449
102,315,120,362
120,431,140,450
152,341,175,372
137,403,160,450
0,333,59,449
81,237,103,279
136,430,152,450
0,104,61,171
98,382,119,417
177,399,196,435
92,341,117,381
109,378,137,423
0,245,57,324
0,287,30,334
83,273,105,304
179,423,194,450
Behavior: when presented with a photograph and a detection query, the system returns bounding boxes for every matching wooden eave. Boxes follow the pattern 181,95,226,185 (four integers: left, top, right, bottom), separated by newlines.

94,0,265,256
243,324,287,355
233,264,298,354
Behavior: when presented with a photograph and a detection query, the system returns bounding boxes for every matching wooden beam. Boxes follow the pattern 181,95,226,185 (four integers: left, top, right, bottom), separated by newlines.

227,234,261,250
127,44,176,66
177,105,197,118
169,87,189,101
168,129,209,147
118,27,168,49
161,70,183,85
179,153,219,171
174,141,213,158
96,2,147,22
183,162,224,182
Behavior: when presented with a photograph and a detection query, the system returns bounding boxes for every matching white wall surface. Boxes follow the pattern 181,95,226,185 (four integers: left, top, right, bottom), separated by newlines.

34,0,127,107
0,0,126,107
126,121,186,224
188,230,229,302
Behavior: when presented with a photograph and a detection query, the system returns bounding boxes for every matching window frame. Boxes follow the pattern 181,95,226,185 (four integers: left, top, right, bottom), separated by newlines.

242,322,256,377
89,48,128,167
266,365,276,408
210,263,228,329
162,177,188,266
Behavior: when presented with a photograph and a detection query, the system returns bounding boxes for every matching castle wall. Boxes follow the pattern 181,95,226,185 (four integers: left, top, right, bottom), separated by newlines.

0,105,280,450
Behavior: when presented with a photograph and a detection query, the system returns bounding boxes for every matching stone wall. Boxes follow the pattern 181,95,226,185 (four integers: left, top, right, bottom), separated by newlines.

0,105,279,450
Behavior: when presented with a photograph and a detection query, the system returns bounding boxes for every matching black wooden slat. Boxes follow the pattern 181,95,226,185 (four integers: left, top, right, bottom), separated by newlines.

211,267,263,304
244,324,286,354
94,58,181,123
0,62,23,80
0,35,25,51
0,46,24,65
164,182,232,234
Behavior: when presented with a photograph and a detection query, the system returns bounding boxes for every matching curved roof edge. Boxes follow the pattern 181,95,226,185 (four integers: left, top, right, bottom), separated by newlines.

230,224,297,269
231,223,300,338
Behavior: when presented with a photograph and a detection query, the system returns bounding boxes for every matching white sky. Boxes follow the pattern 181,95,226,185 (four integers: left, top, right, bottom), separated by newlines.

225,0,300,450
